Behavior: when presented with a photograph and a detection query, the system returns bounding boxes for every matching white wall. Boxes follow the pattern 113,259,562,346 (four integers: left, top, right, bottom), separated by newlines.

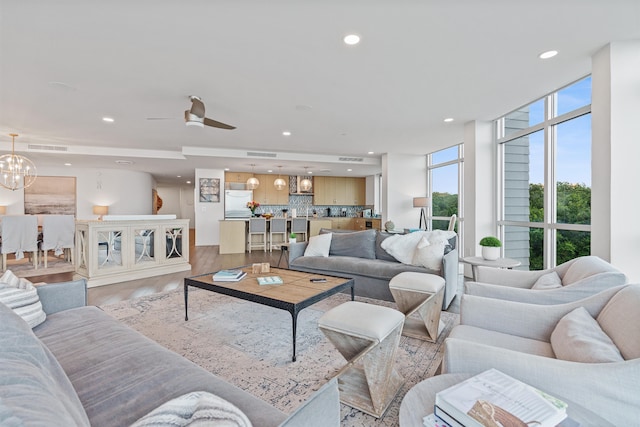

592,41,640,282
194,168,225,245
157,185,195,226
0,167,154,219
381,153,427,230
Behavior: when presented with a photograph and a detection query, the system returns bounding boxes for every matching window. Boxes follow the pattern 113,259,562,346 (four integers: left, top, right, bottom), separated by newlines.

427,144,463,236
497,76,591,270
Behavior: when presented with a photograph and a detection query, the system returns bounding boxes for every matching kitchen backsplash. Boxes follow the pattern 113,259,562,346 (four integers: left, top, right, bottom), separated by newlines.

254,194,367,217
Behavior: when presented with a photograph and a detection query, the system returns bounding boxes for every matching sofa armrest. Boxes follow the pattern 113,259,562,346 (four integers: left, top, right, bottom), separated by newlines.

288,242,308,264
459,285,626,341
441,246,459,309
442,338,636,426
36,279,88,315
474,266,541,287
278,377,339,427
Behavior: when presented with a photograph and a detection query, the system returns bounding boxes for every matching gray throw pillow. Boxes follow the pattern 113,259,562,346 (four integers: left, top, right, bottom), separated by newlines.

375,232,398,262
328,229,377,259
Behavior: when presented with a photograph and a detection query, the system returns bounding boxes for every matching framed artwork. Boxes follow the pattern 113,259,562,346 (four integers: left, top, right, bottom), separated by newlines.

199,178,220,203
24,176,77,215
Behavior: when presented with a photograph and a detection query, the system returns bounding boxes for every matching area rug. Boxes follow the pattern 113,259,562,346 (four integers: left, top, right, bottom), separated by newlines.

101,287,459,426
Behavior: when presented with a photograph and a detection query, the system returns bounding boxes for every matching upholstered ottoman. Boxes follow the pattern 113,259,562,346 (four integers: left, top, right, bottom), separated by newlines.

389,272,445,342
318,301,405,418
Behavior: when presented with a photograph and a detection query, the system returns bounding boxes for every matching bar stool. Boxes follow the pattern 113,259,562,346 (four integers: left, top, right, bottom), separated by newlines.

247,218,267,253
319,301,405,418
291,218,308,242
389,272,445,342
269,218,287,252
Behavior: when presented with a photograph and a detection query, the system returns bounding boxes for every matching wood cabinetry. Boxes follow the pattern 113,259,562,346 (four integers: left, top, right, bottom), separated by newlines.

330,217,355,230
309,219,332,237
313,176,366,206
353,218,382,231
252,174,289,205
225,172,254,184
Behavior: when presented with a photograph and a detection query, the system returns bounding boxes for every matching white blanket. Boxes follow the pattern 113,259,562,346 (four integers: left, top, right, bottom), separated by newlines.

1,215,39,260
41,215,75,255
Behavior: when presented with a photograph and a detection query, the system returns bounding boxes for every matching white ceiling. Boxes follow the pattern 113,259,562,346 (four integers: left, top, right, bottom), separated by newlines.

1,1,639,185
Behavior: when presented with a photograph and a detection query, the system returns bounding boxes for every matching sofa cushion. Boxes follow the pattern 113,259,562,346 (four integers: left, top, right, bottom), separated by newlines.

0,270,46,328
561,256,611,285
34,306,286,427
304,233,332,257
0,302,90,426
449,324,555,358
323,229,376,259
596,286,640,360
375,232,397,262
130,391,252,427
550,307,623,363
531,271,562,290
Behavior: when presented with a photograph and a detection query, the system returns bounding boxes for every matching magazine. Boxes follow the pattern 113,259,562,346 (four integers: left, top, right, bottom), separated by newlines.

257,276,283,285
212,269,247,282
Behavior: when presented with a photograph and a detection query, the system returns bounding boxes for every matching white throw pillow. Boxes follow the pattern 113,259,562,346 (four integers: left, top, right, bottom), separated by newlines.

130,391,252,427
380,231,426,264
0,270,46,328
303,233,332,257
531,271,562,290
412,235,445,271
550,307,624,363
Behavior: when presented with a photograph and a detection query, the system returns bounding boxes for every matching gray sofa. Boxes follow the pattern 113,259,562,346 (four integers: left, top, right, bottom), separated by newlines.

0,279,339,427
289,229,459,309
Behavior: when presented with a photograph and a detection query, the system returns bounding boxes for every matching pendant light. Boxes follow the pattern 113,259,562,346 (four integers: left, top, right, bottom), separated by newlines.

300,167,312,192
246,164,259,190
274,166,287,191
0,134,37,191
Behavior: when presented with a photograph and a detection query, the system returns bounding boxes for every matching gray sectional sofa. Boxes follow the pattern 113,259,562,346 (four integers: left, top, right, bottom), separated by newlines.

0,279,339,427
289,229,459,309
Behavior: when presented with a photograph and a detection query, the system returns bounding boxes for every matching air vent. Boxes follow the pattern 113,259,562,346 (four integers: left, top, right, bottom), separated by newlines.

338,157,364,162
247,151,277,158
28,144,68,152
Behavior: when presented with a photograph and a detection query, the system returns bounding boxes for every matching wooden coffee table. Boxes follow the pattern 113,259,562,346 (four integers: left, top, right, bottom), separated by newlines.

184,267,354,362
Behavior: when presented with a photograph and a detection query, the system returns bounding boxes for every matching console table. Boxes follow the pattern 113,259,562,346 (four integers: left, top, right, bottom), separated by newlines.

75,218,191,287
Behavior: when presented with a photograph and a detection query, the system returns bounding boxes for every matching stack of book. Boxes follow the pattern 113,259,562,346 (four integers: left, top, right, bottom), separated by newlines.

212,269,247,282
432,369,569,427
257,276,283,285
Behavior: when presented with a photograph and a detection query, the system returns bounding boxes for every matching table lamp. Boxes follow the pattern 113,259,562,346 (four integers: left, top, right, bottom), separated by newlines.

93,205,109,220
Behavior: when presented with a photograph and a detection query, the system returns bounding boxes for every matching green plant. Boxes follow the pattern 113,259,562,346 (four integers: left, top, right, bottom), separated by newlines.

479,236,502,247
289,232,297,239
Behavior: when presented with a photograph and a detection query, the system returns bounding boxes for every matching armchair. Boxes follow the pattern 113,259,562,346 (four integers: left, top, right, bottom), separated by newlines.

465,255,627,304
442,285,640,426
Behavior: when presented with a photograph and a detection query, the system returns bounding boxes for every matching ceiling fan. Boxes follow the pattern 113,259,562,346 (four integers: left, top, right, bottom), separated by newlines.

184,95,236,130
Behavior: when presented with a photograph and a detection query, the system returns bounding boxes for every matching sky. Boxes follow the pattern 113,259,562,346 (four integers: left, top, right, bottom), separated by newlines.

431,76,592,195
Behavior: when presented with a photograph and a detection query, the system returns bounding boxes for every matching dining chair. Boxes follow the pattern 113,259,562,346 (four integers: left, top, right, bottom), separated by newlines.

41,215,75,268
1,215,39,271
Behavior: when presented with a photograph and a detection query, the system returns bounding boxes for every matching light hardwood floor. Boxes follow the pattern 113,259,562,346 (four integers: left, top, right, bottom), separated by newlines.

27,230,288,306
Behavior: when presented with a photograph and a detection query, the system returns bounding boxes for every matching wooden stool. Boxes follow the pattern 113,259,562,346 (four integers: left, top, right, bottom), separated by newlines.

318,301,405,418
389,272,445,343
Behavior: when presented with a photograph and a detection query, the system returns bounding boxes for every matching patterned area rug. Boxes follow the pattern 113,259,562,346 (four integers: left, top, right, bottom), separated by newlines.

101,287,459,426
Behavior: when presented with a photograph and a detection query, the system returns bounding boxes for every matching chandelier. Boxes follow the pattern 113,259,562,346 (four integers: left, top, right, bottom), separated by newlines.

0,134,37,191
300,167,312,192
246,163,259,190
274,166,287,191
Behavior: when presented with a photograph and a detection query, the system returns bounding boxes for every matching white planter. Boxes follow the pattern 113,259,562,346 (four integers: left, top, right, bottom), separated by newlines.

289,238,297,244
482,246,500,261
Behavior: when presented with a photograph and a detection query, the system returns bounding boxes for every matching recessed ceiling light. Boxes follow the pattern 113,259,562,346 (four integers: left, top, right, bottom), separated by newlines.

282,131,291,136
115,159,134,165
308,171,313,174
343,34,361,45
267,169,273,173
444,118,454,122
347,168,353,172
224,168,230,171
177,175,181,178
367,151,374,155
64,163,72,166
186,181,192,184
539,50,558,59
102,117,114,123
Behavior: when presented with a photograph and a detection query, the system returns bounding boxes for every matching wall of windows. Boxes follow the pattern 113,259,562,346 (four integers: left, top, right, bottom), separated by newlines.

427,144,463,239
496,76,592,270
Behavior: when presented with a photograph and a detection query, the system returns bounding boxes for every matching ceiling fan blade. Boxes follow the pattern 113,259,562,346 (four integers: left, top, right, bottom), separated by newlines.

203,117,236,130
190,97,205,118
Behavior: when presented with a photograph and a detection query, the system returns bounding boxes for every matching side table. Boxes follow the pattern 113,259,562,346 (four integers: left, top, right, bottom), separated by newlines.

399,373,614,427
461,256,521,281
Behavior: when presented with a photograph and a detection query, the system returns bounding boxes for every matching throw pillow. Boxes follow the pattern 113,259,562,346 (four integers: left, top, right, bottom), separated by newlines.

380,231,426,264
0,270,46,328
130,391,252,427
412,235,446,272
327,229,376,259
303,233,332,257
531,271,562,290
375,232,397,262
550,307,624,363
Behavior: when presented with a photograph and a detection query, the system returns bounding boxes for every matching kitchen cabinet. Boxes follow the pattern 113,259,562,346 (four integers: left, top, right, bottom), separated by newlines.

309,219,332,237
313,176,366,206
353,218,382,231
252,174,289,205
330,217,356,230
225,172,254,184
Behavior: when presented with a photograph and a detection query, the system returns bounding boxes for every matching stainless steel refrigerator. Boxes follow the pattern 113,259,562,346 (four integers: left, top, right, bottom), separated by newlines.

224,190,253,218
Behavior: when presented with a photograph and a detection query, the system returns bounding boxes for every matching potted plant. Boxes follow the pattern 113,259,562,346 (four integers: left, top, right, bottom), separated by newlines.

289,232,297,243
479,236,501,260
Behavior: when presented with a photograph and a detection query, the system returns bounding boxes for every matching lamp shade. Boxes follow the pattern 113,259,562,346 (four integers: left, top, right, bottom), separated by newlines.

413,197,430,208
246,176,260,190
93,205,109,215
0,205,6,215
